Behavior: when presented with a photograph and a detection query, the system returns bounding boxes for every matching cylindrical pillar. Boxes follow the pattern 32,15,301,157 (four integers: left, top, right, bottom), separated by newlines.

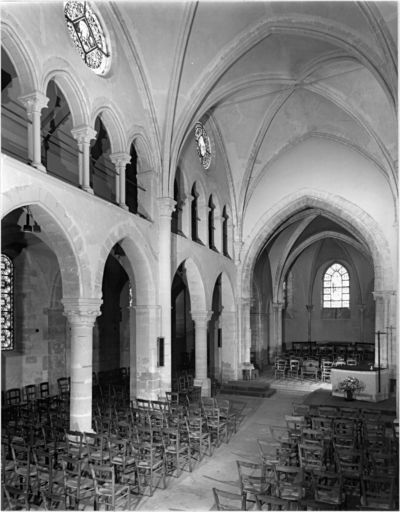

110,152,131,210
191,310,212,396
157,197,176,393
62,297,102,432
71,126,97,194
18,91,49,172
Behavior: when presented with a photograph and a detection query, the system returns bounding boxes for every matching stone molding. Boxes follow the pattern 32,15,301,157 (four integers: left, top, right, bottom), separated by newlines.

62,297,102,325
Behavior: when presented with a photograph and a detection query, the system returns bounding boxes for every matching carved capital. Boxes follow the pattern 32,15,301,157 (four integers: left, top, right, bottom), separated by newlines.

18,91,49,114
158,197,176,217
191,310,213,324
71,125,97,145
109,151,131,170
62,297,102,326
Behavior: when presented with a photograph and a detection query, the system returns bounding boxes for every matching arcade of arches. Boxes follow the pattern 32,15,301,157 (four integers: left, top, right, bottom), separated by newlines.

1,1,398,431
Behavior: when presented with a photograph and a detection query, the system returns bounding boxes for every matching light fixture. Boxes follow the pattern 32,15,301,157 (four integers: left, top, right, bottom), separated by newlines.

23,207,41,233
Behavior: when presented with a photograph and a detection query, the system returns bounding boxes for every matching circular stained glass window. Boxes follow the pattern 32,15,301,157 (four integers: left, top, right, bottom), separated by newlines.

64,1,110,75
194,122,212,170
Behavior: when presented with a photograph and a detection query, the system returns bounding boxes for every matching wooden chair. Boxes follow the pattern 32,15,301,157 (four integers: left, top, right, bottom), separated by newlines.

257,438,280,466
216,398,237,436
186,416,211,461
61,455,94,510
204,407,228,448
312,471,344,507
255,493,291,510
136,443,166,496
274,359,287,379
236,460,269,508
360,475,396,510
298,442,326,472
57,377,70,400
287,358,301,379
10,442,38,496
163,427,192,477
84,431,110,466
321,361,333,382
212,487,246,510
285,415,306,444
65,430,88,461
33,446,65,510
301,359,320,380
274,465,305,502
91,463,131,510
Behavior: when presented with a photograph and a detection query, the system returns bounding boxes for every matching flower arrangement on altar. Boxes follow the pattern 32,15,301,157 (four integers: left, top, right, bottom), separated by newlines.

337,376,364,397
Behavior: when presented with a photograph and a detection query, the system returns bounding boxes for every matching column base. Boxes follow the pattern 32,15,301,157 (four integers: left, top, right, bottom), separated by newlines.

195,377,211,397
83,186,94,194
119,203,129,210
32,162,47,173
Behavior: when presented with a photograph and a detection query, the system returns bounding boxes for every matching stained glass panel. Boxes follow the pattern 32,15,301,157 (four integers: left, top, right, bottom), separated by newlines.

64,0,110,75
323,262,350,308
1,254,14,350
194,122,212,170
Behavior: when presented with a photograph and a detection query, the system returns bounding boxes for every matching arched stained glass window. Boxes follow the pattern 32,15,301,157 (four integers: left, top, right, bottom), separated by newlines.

323,262,350,308
1,254,14,350
64,0,110,75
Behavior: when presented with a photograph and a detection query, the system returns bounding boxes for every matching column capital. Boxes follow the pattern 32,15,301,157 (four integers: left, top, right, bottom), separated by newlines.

71,125,97,144
272,301,284,311
18,91,49,113
109,151,131,169
158,197,176,217
62,297,102,325
191,310,213,323
372,290,396,302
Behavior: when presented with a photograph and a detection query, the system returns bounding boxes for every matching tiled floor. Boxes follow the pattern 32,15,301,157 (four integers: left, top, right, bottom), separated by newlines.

138,389,305,511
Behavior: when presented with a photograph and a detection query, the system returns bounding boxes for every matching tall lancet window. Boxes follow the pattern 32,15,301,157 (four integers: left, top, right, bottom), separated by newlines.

323,262,350,308
1,254,14,350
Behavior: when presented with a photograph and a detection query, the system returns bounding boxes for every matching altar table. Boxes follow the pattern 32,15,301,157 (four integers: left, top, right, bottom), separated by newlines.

331,367,390,402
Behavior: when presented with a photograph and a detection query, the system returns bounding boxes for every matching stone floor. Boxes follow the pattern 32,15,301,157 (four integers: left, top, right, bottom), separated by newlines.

137,389,304,511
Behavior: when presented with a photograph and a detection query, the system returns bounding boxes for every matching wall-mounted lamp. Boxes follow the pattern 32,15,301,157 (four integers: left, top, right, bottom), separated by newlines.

23,207,41,233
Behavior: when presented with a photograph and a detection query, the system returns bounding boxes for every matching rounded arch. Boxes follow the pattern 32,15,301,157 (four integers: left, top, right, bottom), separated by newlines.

1,17,39,95
41,59,91,127
175,257,207,313
241,190,393,299
91,100,127,154
126,127,157,174
95,222,157,306
219,272,236,313
1,185,87,298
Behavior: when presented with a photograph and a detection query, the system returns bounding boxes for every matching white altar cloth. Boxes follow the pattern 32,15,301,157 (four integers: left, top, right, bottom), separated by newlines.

331,367,390,402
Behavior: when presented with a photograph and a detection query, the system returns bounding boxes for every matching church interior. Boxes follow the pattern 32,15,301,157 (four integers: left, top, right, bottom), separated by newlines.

1,0,398,510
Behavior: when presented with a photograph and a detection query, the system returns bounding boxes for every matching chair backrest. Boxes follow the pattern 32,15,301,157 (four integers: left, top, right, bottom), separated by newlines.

57,377,70,395
39,382,49,398
361,475,395,510
6,388,21,405
236,460,267,495
23,384,37,402
212,487,246,511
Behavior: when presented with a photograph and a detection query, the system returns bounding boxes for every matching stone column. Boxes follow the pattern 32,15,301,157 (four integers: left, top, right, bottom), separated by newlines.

197,200,209,245
132,304,160,400
157,197,176,393
220,310,238,381
191,310,212,396
18,91,49,172
181,193,192,238
272,301,284,356
373,291,395,369
110,152,131,210
71,126,97,194
62,297,102,432
239,297,252,364
214,215,223,253
306,304,313,342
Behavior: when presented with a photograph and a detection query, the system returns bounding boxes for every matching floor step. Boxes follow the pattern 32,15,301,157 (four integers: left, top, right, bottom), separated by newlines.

219,381,275,397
